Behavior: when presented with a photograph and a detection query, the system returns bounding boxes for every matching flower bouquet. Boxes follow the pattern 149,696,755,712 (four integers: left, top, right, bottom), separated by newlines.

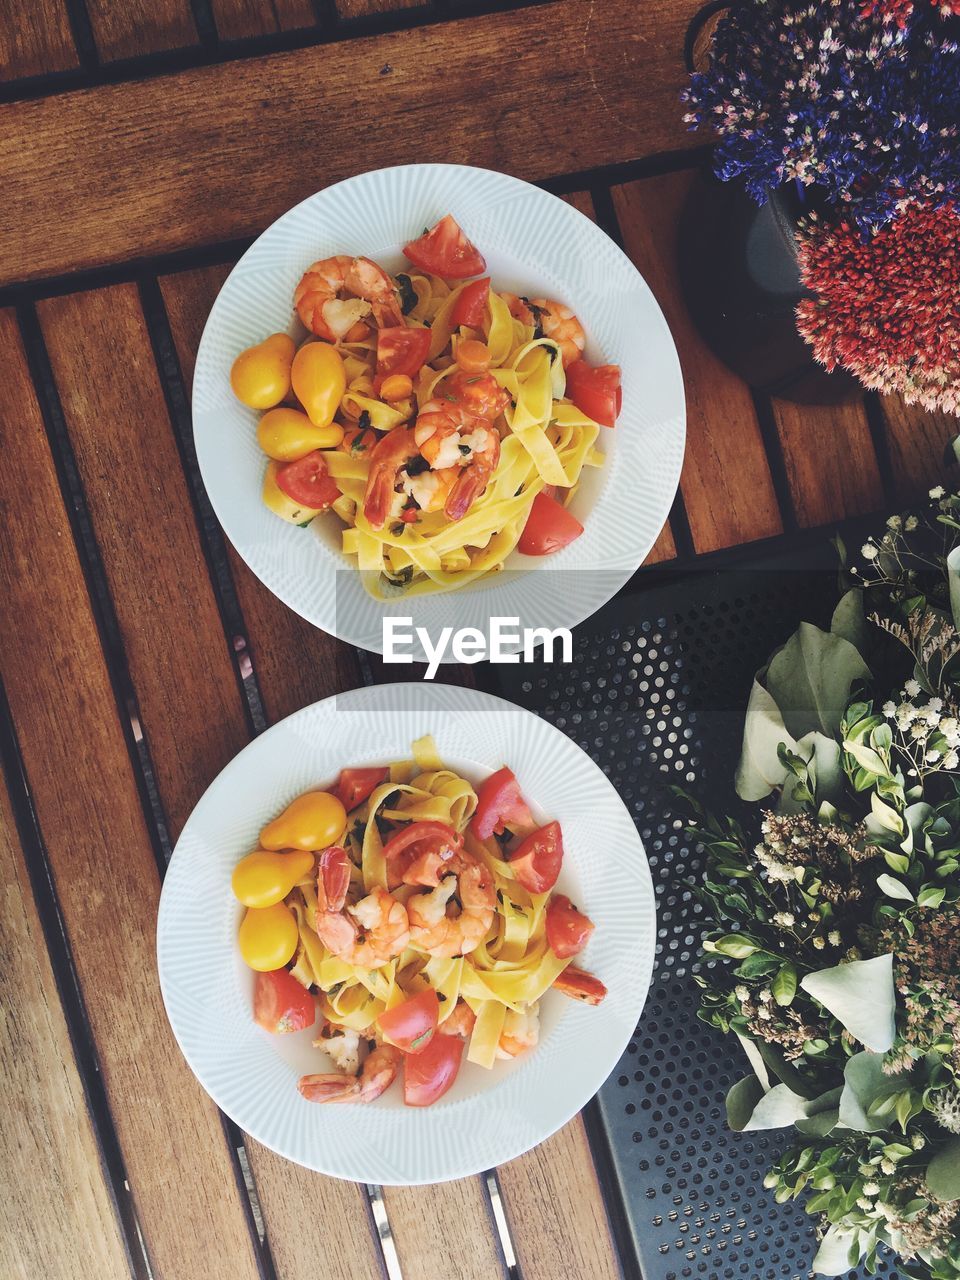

682,0,960,413
686,485,960,1276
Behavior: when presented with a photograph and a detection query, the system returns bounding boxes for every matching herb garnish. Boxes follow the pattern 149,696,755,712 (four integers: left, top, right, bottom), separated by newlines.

395,273,418,315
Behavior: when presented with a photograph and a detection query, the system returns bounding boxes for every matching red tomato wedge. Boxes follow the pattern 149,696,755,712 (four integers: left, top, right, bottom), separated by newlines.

378,989,439,1055
507,820,564,893
275,451,340,510
518,492,584,557
334,767,388,812
253,969,315,1034
382,820,462,862
403,1032,465,1107
552,966,607,1005
382,821,463,886
451,277,490,328
403,215,486,279
375,326,431,390
565,360,622,428
545,895,595,959
471,767,533,840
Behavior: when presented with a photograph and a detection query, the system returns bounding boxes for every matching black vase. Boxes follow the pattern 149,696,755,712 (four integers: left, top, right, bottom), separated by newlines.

677,169,859,405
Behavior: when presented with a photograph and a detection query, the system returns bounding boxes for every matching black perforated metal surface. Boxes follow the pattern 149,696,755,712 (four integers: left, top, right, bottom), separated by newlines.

483,565,907,1280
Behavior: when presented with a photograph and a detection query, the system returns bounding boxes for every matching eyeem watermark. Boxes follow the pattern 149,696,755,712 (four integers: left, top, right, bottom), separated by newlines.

384,616,572,679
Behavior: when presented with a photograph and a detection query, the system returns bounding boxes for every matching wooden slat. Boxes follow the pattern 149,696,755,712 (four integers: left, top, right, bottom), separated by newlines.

497,1121,621,1280
384,1182,505,1280
0,765,132,1280
771,396,883,527
337,0,425,15
0,307,264,1280
84,0,198,60
159,265,363,722
36,286,385,1280
211,0,317,41
878,394,956,505
612,176,783,552
1,0,702,286
0,0,78,79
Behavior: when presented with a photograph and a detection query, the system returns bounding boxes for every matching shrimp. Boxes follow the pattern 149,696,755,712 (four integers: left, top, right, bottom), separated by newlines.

414,403,500,521
314,1020,362,1076
407,861,496,958
443,999,477,1039
295,255,403,341
496,1005,540,1059
527,299,586,368
444,370,511,422
314,847,409,967
363,427,420,529
298,1042,401,1104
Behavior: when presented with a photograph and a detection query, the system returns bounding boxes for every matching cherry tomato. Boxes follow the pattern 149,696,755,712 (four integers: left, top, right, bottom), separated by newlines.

290,341,347,428
254,968,315,1034
456,339,492,374
507,820,564,893
260,790,347,851
378,988,439,1055
375,326,431,392
275,451,340,512
403,215,486,279
403,1032,465,1107
451,277,490,328
518,492,584,556
545,894,594,959
232,849,315,908
565,360,622,428
230,334,295,409
552,965,607,1005
238,902,299,971
379,373,414,403
334,767,389,811
471,767,533,840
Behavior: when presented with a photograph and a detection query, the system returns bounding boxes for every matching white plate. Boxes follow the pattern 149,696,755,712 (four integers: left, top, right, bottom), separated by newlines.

156,683,656,1184
193,164,685,660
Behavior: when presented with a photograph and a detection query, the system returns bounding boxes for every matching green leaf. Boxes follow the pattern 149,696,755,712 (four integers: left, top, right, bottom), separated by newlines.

713,934,760,959
918,885,946,908
742,1083,817,1131
725,1075,766,1131
736,953,780,978
800,955,897,1052
831,589,868,655
838,1052,909,1131
884,850,912,874
844,740,891,778
927,1138,960,1201
812,1225,862,1276
735,678,800,801
766,622,871,739
876,873,915,902
868,791,903,834
948,546,960,637
772,962,798,1007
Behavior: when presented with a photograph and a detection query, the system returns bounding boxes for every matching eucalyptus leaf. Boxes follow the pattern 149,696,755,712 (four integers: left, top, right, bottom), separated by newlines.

742,1083,813,1131
772,961,798,1007
831,588,868,656
735,678,799,801
726,1075,766,1131
796,1107,841,1137
926,1137,960,1202
734,1032,771,1091
800,954,897,1052
766,622,871,740
876,873,915,902
838,1052,910,1132
812,1225,862,1277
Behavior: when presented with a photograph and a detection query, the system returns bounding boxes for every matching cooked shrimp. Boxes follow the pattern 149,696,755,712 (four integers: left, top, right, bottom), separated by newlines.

527,299,586,367
496,1004,540,1059
443,999,477,1038
314,847,409,966
295,255,403,341
414,403,500,521
407,862,496,957
502,292,536,326
298,1042,401,1104
314,1020,362,1076
444,370,511,421
363,427,420,529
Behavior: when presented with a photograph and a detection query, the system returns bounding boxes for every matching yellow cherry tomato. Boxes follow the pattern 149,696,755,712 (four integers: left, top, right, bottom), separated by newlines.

238,902,299,972
230,333,296,410
256,407,344,461
291,342,347,429
231,848,315,908
261,459,324,525
259,790,347,851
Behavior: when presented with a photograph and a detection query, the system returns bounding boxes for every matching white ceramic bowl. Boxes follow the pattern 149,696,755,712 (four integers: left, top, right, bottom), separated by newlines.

193,163,685,660
157,683,656,1183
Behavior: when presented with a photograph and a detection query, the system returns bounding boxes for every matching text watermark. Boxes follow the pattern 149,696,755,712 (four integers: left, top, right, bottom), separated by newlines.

383,616,573,679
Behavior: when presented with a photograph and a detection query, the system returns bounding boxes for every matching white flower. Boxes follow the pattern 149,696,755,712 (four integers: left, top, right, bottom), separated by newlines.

759,988,773,1003
882,701,897,718
880,1158,896,1175
886,515,902,531
929,697,944,712
735,985,750,1002
772,911,795,927
863,1181,881,1196
861,542,879,560
927,749,942,763
930,485,946,499
946,752,960,770
828,930,841,945
912,1133,926,1150
905,516,919,532
940,716,959,737
910,721,927,740
757,1006,772,1020
905,678,922,696
856,1197,874,1212
812,936,826,950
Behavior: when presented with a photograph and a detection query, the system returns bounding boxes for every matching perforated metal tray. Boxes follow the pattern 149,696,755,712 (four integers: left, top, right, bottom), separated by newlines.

481,561,907,1280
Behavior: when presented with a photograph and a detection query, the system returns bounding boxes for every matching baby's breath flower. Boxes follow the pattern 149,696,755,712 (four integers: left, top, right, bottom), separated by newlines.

828,930,841,946
772,911,796,927
863,1181,881,1196
882,701,897,718
862,542,879,561
735,984,750,1002
945,751,959,770
927,749,942,763
886,515,903,530
904,516,919,531
880,1158,896,1175
813,936,826,950
930,485,946,499
911,1133,926,1150
905,678,922,697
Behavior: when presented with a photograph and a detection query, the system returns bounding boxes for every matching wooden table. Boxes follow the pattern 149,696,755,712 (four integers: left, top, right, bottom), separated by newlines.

0,3,954,1278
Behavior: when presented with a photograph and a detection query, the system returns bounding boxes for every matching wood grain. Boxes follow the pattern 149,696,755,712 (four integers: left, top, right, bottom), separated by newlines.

0,307,264,1280
497,1120,621,1280
878,394,957,505
160,265,364,721
0,0,77,79
0,766,132,1280
85,0,198,60
612,176,783,552
384,1181,506,1280
211,0,317,41
36,287,386,1279
771,396,883,527
0,0,703,286
337,0,425,15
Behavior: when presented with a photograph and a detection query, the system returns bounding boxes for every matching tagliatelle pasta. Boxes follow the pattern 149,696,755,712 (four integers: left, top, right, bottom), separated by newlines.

233,733,607,1107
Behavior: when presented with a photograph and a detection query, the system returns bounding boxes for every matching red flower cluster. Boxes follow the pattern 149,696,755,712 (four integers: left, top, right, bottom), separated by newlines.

861,0,960,23
796,202,960,415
